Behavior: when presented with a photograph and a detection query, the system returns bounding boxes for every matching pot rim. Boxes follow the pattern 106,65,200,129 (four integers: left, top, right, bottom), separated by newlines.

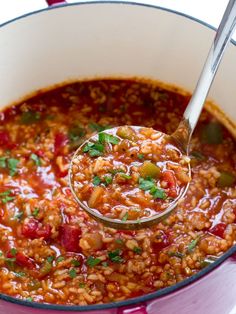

1,1,236,311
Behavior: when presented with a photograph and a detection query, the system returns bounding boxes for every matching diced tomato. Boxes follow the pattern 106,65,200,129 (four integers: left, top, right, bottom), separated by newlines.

60,224,81,252
22,218,51,240
209,223,226,238
152,230,170,251
162,170,178,198
0,130,9,146
7,251,35,269
36,149,44,157
54,132,68,155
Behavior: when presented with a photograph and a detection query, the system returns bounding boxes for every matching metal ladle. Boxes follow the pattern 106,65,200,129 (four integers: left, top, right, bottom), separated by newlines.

69,0,236,230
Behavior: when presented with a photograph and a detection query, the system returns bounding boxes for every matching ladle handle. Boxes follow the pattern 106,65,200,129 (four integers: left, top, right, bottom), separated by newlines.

173,0,236,152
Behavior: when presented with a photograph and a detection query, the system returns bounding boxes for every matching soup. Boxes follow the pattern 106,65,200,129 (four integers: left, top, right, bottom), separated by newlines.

0,79,235,305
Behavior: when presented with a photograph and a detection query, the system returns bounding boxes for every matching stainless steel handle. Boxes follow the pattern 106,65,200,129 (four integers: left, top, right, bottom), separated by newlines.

172,0,236,152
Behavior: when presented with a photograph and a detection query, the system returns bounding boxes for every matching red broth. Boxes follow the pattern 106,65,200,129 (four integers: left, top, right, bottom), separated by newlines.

0,79,235,305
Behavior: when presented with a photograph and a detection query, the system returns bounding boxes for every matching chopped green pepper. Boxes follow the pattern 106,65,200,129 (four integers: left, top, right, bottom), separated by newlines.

218,171,236,187
201,122,223,144
139,161,161,178
116,126,137,141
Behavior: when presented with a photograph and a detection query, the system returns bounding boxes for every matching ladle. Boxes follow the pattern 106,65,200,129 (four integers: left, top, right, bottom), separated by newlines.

69,0,236,230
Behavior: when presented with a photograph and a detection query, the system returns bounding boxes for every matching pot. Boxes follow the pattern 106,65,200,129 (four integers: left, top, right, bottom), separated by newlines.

0,1,236,313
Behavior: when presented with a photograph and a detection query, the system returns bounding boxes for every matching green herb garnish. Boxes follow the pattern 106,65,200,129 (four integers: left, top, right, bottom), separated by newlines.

14,211,23,220
120,173,132,180
15,271,26,278
69,268,77,279
187,236,200,253
89,123,110,132
56,256,65,264
104,175,113,185
30,153,41,166
201,122,223,144
149,186,166,199
71,259,80,267
10,248,17,256
26,297,33,302
139,177,166,199
46,256,54,263
0,157,6,168
86,256,102,267
102,261,108,267
32,208,39,217
133,247,142,254
68,125,85,143
122,212,129,222
98,132,120,145
0,190,15,204
108,249,123,263
137,154,144,160
92,176,101,186
167,251,184,258
139,177,155,191
79,283,86,288
21,111,41,125
115,239,124,245
82,142,104,157
7,158,19,176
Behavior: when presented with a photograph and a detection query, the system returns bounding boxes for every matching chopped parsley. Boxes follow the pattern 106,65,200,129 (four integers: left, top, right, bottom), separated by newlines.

68,125,85,143
149,186,166,199
0,190,15,204
46,256,54,263
104,175,113,185
139,177,166,199
30,153,41,166
93,176,101,186
108,249,123,263
32,208,40,217
0,157,6,168
21,111,41,125
5,257,16,268
167,251,184,258
101,261,108,267
82,142,104,157
120,173,132,180
10,248,17,256
115,239,124,246
98,132,120,145
14,211,23,220
69,268,77,279
187,236,200,253
26,297,33,302
71,259,80,267
121,212,129,222
14,271,26,278
7,158,19,176
137,154,144,160
56,256,65,264
86,256,102,267
89,123,110,132
79,283,86,288
133,247,142,254
139,177,155,191
92,175,113,186
109,168,125,175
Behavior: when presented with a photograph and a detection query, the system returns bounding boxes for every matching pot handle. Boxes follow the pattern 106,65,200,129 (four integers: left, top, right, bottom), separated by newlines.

45,0,67,6
117,304,147,314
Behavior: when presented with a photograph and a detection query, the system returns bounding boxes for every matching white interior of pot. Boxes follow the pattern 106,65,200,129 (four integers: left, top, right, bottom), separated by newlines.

0,2,235,123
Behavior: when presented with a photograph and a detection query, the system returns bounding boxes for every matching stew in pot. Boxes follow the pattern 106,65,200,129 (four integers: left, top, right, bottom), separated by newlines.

0,78,235,305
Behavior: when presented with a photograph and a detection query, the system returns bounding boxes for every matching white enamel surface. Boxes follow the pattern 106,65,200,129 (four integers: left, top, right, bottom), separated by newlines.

0,3,235,124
